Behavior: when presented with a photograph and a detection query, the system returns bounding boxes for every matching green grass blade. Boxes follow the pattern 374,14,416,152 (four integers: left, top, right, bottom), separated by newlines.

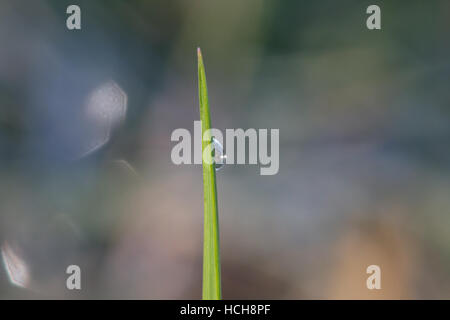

198,48,222,300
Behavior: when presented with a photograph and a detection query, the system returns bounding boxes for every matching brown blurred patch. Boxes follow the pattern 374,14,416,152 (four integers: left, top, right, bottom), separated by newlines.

220,252,292,299
327,215,418,299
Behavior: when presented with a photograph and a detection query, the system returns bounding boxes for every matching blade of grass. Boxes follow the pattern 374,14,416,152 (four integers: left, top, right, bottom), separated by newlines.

198,47,222,300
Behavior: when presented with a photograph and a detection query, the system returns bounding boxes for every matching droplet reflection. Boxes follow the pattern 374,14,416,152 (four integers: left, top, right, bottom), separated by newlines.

79,81,128,158
212,138,226,171
1,242,30,288
85,81,127,127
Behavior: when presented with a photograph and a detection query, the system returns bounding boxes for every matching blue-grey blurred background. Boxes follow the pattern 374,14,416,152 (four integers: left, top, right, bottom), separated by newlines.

1,0,450,299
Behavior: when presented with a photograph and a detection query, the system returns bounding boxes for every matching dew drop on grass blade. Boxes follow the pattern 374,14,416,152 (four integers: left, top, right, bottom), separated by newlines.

198,48,222,300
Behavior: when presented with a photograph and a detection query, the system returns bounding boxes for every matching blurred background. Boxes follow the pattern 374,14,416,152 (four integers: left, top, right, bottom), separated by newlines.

1,0,450,299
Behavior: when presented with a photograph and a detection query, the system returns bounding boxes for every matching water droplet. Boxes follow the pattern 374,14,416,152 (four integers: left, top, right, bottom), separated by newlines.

212,138,226,171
